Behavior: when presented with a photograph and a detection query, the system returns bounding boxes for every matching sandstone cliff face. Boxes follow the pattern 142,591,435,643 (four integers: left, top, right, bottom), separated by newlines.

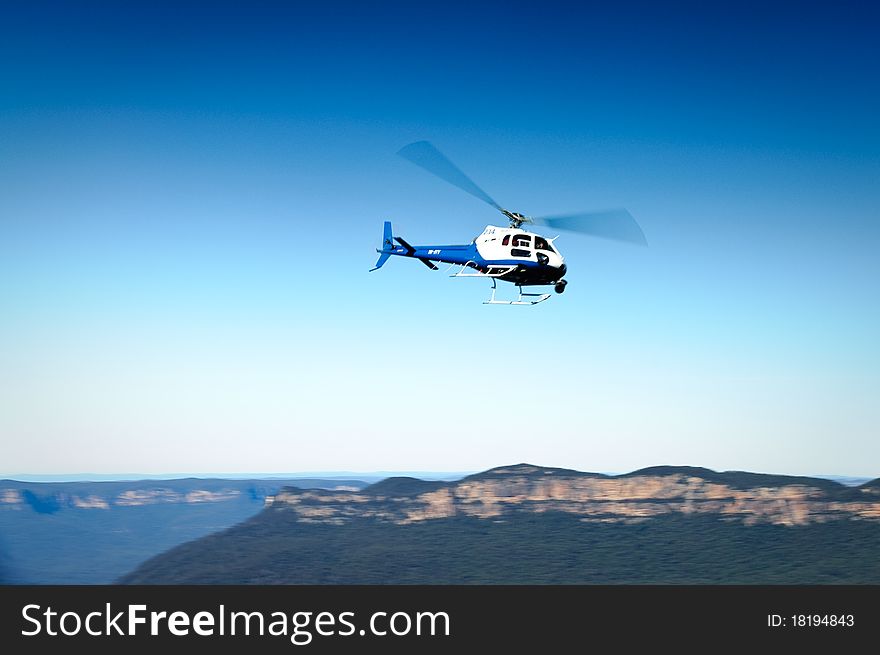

271,465,880,527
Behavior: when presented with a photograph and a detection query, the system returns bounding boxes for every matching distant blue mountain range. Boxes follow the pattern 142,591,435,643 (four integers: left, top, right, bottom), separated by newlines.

0,477,369,584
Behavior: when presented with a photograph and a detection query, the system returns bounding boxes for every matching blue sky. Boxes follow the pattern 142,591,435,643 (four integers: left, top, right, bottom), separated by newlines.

1,1,878,477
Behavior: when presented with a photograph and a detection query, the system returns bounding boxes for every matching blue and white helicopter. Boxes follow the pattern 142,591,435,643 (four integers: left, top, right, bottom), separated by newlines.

371,141,647,305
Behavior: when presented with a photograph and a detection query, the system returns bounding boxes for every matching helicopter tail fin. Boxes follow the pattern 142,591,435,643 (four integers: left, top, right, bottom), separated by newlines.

370,221,395,271
381,221,394,250
370,252,391,272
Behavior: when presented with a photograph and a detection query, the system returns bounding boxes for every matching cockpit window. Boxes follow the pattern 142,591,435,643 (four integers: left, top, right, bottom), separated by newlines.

502,234,510,246
534,236,554,252
511,248,531,258
512,234,531,247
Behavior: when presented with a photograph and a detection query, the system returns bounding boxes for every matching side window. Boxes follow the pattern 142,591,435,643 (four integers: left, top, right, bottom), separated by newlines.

511,248,531,257
502,234,510,246
512,234,531,247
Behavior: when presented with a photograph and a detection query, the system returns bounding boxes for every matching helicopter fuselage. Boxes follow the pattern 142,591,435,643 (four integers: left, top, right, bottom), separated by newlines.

377,224,567,286
375,141,642,303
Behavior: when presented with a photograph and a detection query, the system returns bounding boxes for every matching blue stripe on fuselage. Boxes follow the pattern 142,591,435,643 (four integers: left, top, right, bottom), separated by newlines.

389,243,484,267
385,243,561,284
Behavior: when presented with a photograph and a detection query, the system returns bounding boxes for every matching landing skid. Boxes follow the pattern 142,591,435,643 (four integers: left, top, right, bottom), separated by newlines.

483,279,550,306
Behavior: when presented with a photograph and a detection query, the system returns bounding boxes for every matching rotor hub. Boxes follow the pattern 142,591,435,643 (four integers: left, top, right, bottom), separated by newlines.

501,209,529,229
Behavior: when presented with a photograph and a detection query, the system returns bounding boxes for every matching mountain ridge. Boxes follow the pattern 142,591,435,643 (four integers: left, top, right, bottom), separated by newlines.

120,463,880,584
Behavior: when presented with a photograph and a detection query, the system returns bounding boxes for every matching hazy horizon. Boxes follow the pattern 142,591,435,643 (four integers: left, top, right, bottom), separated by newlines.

2,466,876,485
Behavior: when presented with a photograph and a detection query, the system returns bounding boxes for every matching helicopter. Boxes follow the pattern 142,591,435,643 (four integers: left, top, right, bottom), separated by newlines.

370,141,647,305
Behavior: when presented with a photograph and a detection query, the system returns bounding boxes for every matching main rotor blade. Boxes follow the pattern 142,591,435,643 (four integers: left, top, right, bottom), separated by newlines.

398,141,502,211
529,209,647,246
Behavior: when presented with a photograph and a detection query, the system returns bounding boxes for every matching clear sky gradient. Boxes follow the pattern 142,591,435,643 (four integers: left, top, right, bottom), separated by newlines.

1,1,878,476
